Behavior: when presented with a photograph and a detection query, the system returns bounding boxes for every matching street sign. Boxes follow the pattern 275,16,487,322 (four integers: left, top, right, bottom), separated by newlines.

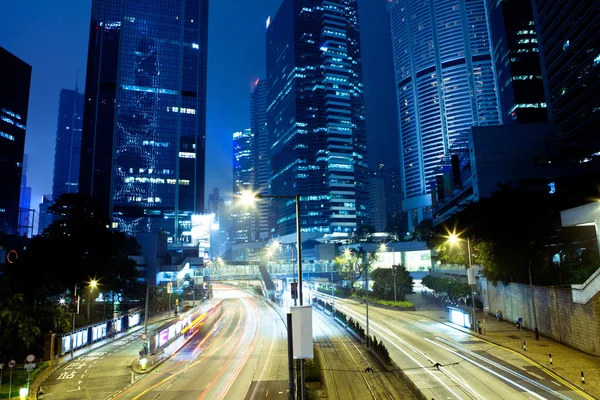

25,354,35,363
518,317,523,322
141,333,147,340
24,363,35,372
8,360,15,368
167,281,173,294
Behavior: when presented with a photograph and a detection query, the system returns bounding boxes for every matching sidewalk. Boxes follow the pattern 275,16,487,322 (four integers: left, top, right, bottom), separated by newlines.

411,304,600,399
58,311,173,365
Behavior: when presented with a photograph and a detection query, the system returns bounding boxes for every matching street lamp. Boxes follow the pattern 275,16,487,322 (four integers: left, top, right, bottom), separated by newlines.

241,191,304,305
345,247,370,347
70,279,97,358
241,190,305,400
448,233,476,330
88,279,98,322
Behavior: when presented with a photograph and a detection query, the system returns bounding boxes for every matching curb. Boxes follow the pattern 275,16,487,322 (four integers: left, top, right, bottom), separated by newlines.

411,312,598,399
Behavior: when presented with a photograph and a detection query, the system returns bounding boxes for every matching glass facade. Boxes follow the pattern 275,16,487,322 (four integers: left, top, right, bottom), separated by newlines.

487,0,548,124
266,0,369,237
80,0,209,238
533,0,600,146
53,88,84,199
388,0,501,230
232,129,255,243
0,46,31,235
251,79,270,240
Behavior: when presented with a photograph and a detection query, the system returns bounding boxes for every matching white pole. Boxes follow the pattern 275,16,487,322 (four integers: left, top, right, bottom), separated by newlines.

392,249,397,302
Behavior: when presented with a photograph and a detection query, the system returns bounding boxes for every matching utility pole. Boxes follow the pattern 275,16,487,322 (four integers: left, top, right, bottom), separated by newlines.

71,284,78,358
366,262,370,348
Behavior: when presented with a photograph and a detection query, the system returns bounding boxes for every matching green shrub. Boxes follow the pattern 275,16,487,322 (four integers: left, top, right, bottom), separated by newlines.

304,350,322,382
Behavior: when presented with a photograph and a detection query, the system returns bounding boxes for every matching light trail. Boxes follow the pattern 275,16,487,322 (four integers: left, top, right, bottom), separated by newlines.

333,301,469,400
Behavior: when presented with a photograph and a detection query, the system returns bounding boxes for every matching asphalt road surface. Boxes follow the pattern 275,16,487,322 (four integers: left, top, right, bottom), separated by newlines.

42,316,173,400
312,290,593,400
110,284,290,400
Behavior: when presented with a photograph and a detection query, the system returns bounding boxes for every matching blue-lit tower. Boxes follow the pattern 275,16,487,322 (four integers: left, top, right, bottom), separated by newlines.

266,0,369,238
533,0,600,148
232,129,255,243
80,0,209,239
53,88,84,199
251,79,269,240
0,46,31,235
388,0,501,231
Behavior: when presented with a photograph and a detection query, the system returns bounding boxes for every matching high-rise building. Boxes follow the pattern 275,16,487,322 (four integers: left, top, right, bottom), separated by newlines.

80,0,209,238
38,195,54,234
487,0,549,124
532,0,600,148
53,88,84,199
369,163,404,233
232,129,255,243
369,171,386,233
18,154,32,236
251,79,269,240
388,0,501,231
266,0,369,238
0,47,32,235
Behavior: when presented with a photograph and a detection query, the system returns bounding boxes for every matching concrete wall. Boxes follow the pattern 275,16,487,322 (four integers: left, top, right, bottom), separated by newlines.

487,282,600,356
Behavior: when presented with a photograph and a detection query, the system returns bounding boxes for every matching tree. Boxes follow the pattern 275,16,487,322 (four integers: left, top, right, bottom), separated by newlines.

354,225,375,242
371,266,413,301
333,248,378,290
3,193,141,332
428,186,583,284
0,293,41,360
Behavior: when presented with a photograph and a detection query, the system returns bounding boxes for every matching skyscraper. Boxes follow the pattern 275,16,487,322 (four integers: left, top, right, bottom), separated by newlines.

18,154,32,236
0,47,31,235
53,88,84,199
250,79,269,240
388,0,501,231
266,0,369,238
80,0,209,238
486,0,549,124
232,129,255,243
532,0,600,148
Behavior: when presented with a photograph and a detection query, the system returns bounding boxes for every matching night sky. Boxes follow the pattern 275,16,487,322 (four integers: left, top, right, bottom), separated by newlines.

0,0,397,217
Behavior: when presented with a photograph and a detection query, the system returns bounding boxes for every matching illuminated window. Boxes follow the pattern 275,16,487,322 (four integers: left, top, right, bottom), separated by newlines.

0,131,15,141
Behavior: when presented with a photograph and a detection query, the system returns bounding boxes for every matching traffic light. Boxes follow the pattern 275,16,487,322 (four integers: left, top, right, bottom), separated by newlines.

392,265,397,276
290,282,298,299
70,296,79,314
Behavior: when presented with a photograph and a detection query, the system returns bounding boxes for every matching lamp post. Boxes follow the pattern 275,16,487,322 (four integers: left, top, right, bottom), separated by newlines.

346,247,370,348
87,280,98,322
449,234,476,331
242,191,305,400
331,267,335,318
71,284,78,358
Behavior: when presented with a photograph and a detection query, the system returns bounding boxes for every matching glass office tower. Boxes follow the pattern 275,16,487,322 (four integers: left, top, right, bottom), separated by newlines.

487,0,549,124
251,79,269,240
232,129,255,243
533,0,600,147
53,88,85,199
266,0,369,237
0,47,31,235
80,0,209,238
388,0,501,230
